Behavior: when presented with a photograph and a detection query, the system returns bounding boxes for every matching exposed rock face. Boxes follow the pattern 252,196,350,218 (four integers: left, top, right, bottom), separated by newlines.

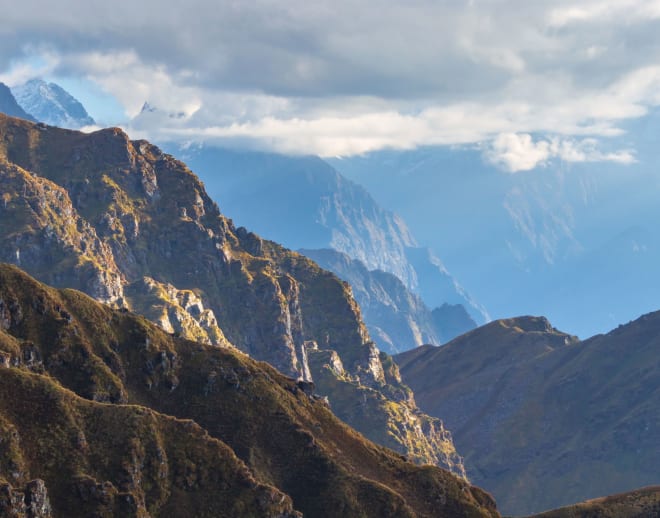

396,314,660,516
177,147,419,285
125,277,230,347
0,264,500,518
301,248,476,353
0,114,463,475
173,145,488,328
0,161,124,304
0,479,52,518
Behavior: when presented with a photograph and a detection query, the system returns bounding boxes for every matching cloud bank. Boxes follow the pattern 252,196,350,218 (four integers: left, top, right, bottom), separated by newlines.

1,0,659,166
487,133,635,173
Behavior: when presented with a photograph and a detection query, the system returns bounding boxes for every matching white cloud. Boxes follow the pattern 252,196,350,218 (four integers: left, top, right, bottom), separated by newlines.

487,133,552,172
63,51,203,118
0,53,59,86
548,0,660,27
1,1,660,159
487,133,635,173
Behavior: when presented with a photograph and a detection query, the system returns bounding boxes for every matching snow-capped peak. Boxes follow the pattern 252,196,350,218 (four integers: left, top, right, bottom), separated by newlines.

12,79,95,129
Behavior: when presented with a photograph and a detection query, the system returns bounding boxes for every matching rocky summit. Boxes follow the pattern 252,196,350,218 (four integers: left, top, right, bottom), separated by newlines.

396,314,660,516
0,113,464,477
0,263,499,517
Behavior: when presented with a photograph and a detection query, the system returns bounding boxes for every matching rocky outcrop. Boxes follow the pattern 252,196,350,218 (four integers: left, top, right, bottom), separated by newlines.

301,248,477,353
0,264,500,518
0,114,462,474
0,479,52,518
125,277,230,347
306,345,466,474
0,161,124,304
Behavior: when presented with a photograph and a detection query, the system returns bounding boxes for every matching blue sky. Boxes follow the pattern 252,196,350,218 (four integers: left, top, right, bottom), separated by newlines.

53,77,125,125
1,0,660,168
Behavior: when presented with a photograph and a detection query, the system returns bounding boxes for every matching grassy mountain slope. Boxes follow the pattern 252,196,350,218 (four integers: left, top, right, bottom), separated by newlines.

527,487,660,518
0,367,297,518
396,315,660,515
0,263,499,518
0,112,463,472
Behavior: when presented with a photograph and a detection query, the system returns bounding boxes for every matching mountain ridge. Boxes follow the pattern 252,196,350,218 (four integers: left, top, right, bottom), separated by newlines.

525,486,660,518
0,112,465,476
330,145,660,338
0,262,499,517
396,312,660,515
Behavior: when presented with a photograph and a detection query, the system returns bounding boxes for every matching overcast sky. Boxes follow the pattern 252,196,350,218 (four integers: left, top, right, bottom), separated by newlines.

1,0,660,170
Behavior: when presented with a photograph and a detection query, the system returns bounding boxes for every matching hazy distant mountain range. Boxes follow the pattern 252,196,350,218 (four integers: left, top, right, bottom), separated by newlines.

3,79,660,342
329,138,660,338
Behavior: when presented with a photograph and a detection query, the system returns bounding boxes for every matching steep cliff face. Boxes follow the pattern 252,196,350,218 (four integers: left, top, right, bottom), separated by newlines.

0,479,52,518
0,160,124,303
396,314,660,516
0,264,500,518
0,114,359,381
176,147,420,286
0,113,463,474
301,248,448,353
125,277,229,347
174,145,487,331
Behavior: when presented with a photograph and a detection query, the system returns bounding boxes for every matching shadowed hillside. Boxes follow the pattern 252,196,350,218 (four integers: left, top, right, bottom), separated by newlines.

0,263,499,517
396,315,660,515
526,486,660,518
